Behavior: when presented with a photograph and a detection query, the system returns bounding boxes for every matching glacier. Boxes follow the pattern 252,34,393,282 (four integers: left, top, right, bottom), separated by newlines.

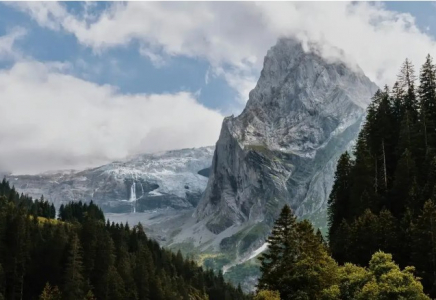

6,146,214,213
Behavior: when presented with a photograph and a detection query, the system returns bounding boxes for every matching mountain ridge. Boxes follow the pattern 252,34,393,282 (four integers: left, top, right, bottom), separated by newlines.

6,146,215,213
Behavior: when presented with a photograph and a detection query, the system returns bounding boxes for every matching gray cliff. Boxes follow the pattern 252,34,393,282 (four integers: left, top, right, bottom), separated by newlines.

195,38,378,239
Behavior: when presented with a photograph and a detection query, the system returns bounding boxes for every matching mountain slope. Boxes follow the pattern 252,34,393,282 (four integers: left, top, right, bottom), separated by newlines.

6,146,214,213
168,38,378,268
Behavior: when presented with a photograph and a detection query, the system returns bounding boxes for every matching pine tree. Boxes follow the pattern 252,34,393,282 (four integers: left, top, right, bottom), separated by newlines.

280,220,338,300
398,59,418,120
391,81,405,129
258,208,339,300
419,55,436,150
330,220,351,264
116,248,138,300
390,149,416,216
328,152,352,236
376,209,398,254
412,200,436,297
63,233,86,300
397,208,415,268
257,205,298,294
349,130,376,217
348,210,379,266
134,245,152,300
39,283,61,300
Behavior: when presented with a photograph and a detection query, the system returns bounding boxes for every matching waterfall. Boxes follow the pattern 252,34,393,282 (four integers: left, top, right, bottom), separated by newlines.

130,182,137,213
140,183,144,198
129,182,136,201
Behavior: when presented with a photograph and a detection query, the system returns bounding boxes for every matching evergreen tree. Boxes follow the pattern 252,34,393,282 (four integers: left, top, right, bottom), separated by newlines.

349,130,376,216
328,152,352,236
390,149,416,216
280,220,338,300
63,233,87,300
412,200,436,297
419,55,436,150
257,205,298,294
39,283,61,300
376,209,398,255
398,59,419,120
259,207,338,300
348,210,379,266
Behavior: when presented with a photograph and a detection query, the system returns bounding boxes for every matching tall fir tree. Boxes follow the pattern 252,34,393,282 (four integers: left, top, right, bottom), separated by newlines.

419,54,436,151
257,205,298,294
63,233,87,300
412,200,436,297
328,151,352,235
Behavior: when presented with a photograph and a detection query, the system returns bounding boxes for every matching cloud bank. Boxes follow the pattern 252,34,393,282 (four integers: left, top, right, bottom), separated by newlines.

11,2,436,90
4,2,436,174
0,59,223,174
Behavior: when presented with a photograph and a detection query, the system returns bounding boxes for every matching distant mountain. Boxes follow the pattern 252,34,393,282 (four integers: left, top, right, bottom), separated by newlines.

6,147,214,213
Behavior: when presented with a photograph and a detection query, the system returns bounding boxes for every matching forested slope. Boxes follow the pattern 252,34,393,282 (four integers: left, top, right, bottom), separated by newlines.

328,55,436,297
0,179,249,300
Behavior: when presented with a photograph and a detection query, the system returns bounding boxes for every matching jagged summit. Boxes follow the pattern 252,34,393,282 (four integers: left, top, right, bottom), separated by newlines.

232,38,374,155
195,37,378,235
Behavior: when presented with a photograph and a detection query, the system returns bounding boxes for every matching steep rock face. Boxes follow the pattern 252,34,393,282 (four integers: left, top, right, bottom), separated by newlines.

196,38,378,234
7,147,214,212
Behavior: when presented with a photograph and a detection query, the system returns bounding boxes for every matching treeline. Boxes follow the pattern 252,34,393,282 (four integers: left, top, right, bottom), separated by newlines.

58,201,105,223
0,179,250,300
328,54,436,297
0,178,55,219
256,205,428,300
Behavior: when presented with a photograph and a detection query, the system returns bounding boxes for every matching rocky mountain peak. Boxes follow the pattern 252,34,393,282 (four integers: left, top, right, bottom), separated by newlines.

195,37,378,236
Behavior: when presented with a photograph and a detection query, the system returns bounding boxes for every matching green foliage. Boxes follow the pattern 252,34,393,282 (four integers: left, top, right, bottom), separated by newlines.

254,290,281,300
321,252,429,300
258,205,338,300
39,283,61,300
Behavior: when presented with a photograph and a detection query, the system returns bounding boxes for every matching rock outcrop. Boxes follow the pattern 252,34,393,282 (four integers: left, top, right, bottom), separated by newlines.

195,38,378,236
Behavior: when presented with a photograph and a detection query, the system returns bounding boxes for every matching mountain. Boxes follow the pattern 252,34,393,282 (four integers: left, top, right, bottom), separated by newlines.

5,146,214,213
164,38,378,285
196,38,378,231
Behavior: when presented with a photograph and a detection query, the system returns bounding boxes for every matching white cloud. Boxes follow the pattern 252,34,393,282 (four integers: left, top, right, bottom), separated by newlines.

139,46,167,68
5,2,436,173
0,27,26,60
0,60,223,174
10,2,436,94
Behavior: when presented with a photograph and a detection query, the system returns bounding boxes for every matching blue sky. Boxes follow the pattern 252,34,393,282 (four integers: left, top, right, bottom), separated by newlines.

0,2,240,113
2,2,436,174
1,2,436,114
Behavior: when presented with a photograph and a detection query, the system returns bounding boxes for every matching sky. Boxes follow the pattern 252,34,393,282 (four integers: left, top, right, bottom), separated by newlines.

1,1,436,174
